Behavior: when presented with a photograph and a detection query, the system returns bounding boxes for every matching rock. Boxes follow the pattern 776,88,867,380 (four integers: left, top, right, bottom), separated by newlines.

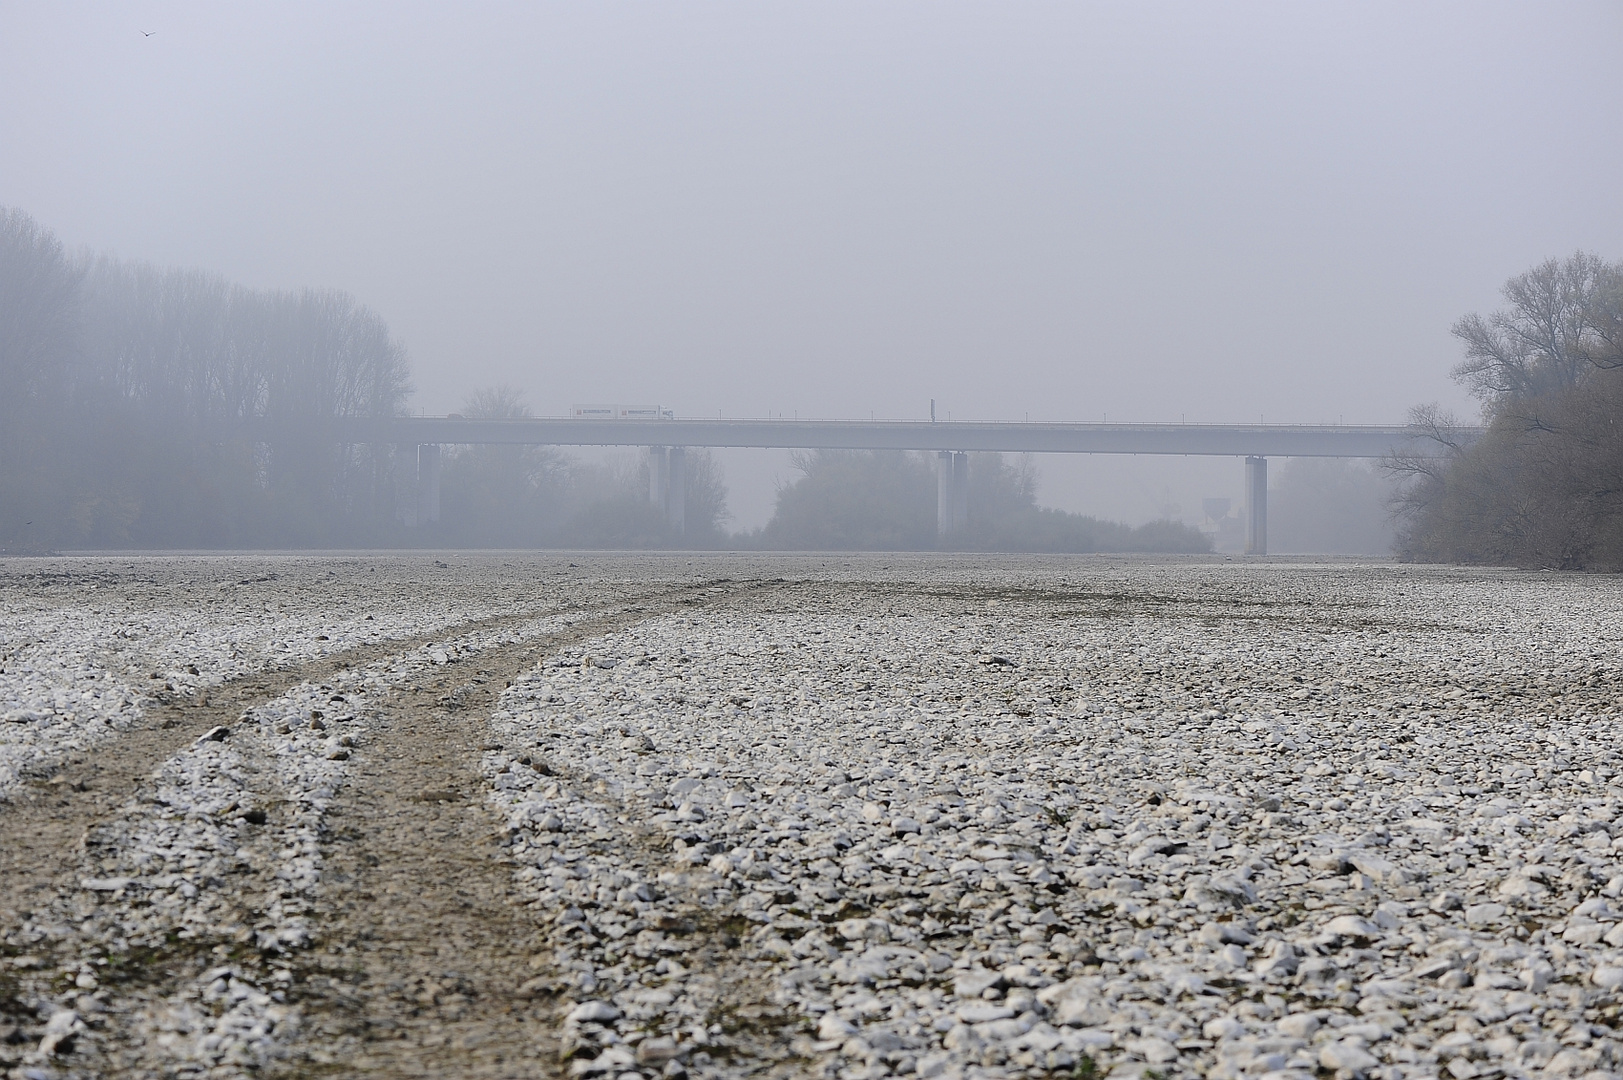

956,1004,1014,1024
569,1046,634,1076
1347,853,1406,885
636,1036,683,1064
1320,1039,1379,1074
817,1014,858,1040
38,1010,80,1056
1591,965,1623,989
1411,957,1461,980
1125,1035,1178,1064
1186,874,1255,908
80,876,133,891
1277,1014,1319,1038
1320,915,1381,942
1255,940,1298,978
836,918,888,943
567,1000,621,1024
953,968,1002,999
1127,836,1177,866
515,976,555,999
1198,921,1253,946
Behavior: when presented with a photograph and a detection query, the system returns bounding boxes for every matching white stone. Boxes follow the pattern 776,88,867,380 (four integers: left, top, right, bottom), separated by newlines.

567,1000,622,1024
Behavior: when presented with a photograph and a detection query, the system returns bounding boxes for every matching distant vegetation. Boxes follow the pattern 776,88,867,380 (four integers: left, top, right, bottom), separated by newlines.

1270,459,1394,555
753,449,1211,553
1390,253,1623,569
0,207,410,549
429,385,731,548
0,207,726,550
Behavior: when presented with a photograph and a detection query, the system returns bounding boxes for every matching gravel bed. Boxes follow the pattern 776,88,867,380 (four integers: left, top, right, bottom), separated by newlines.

0,554,681,798
1,610,586,1077
5,557,1623,1080
481,568,1623,1080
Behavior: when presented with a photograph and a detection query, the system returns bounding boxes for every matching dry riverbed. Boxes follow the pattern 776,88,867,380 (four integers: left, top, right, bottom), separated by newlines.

1,554,1621,1080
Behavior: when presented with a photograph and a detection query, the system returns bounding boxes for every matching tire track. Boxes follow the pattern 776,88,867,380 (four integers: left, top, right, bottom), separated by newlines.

0,581,738,1077
0,585,692,938
255,582,781,1078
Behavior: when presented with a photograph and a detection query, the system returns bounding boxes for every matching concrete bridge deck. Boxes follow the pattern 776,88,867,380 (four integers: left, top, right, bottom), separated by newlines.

331,416,1475,555
339,416,1459,458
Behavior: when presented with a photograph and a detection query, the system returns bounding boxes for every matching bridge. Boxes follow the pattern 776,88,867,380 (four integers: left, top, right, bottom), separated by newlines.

336,416,1472,555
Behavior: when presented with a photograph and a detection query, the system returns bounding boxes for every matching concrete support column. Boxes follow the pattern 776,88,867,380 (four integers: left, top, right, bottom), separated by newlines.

937,452,955,538
417,443,441,525
647,446,669,510
666,447,686,536
1244,455,1268,555
394,444,419,527
952,452,970,532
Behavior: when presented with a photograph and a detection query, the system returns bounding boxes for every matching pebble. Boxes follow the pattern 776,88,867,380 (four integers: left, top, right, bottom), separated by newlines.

478,563,1623,1080
0,555,643,800
9,557,1623,1079
0,559,614,1074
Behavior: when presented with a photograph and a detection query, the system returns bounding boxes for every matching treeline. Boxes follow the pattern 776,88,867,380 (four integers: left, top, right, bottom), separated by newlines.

1391,253,1623,569
0,207,410,548
750,449,1211,553
0,208,727,550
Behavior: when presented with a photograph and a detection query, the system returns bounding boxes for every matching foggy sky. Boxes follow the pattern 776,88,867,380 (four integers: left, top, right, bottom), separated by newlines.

5,2,1622,529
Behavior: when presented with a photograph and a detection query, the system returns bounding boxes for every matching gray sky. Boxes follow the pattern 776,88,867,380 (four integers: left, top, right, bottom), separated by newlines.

5,2,1622,527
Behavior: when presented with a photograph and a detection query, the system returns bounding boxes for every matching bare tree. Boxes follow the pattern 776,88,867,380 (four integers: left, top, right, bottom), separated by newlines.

1451,252,1623,406
1392,254,1623,568
0,207,84,426
0,208,88,547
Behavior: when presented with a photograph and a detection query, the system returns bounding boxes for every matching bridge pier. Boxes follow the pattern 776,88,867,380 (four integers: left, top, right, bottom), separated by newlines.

1244,455,1267,555
953,452,969,531
667,447,686,535
418,444,441,525
937,451,970,540
647,447,686,536
648,446,669,509
394,444,442,527
394,445,416,526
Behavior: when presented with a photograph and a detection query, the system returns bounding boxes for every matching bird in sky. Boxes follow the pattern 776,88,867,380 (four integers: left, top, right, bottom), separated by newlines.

140,29,156,37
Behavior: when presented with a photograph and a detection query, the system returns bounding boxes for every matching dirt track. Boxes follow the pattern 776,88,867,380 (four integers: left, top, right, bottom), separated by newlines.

0,559,779,1078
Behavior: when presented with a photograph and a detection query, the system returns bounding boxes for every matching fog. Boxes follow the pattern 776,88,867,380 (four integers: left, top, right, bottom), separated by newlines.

4,2,1622,532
